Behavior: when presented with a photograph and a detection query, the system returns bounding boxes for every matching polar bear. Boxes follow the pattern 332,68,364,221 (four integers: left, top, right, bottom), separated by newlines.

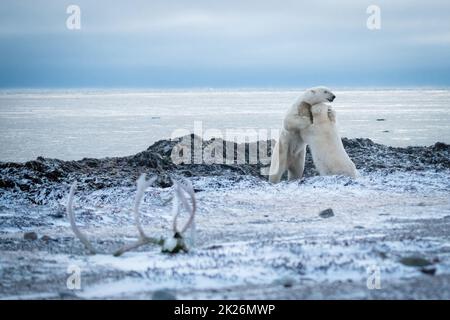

301,103,358,178
269,86,336,183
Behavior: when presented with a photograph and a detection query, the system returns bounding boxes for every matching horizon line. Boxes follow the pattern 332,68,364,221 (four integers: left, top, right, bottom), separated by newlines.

1,85,450,91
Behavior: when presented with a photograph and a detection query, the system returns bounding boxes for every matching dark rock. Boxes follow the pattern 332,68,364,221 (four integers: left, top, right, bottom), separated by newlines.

420,267,436,275
49,211,65,219
24,232,38,241
41,235,54,242
24,160,46,171
18,183,31,192
276,276,295,288
180,170,193,177
0,179,15,189
45,170,63,181
434,142,449,151
58,291,80,299
376,118,386,121
206,245,223,250
400,256,433,267
152,289,177,300
319,208,334,218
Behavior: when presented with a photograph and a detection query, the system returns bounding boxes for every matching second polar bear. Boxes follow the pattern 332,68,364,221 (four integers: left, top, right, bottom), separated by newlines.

269,86,336,183
302,103,358,178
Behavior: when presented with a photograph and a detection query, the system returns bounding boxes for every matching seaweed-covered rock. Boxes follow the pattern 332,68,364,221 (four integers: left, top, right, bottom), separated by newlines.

0,135,449,205
23,232,38,241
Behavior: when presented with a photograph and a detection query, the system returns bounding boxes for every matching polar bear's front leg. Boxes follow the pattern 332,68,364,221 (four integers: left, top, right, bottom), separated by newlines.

268,139,288,184
327,107,336,123
287,146,306,181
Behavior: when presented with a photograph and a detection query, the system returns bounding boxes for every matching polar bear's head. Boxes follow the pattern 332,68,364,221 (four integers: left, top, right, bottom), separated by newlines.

302,86,336,104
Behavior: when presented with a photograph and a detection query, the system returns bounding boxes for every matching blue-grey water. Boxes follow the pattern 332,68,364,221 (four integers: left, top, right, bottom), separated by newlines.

0,89,449,162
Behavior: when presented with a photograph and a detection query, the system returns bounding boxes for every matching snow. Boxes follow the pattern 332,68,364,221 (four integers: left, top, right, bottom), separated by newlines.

1,169,449,299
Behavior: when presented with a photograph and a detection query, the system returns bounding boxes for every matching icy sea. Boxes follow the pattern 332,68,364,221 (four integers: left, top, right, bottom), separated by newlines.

0,89,449,162
0,89,449,299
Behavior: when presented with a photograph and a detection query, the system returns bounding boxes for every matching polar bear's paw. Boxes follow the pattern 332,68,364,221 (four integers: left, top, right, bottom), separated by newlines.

328,107,336,123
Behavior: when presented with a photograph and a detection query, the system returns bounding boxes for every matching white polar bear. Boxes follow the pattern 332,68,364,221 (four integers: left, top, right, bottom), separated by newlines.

269,86,336,183
301,103,358,178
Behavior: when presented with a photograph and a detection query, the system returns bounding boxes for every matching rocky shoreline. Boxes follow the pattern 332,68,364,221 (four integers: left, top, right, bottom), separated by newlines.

1,135,449,203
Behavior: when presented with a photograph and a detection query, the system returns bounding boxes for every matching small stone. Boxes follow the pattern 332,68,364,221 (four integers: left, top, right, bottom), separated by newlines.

275,276,295,288
376,118,386,121
152,289,176,300
58,291,79,299
417,202,426,206
24,232,38,241
49,211,65,219
420,267,436,276
206,245,223,250
41,235,53,242
319,208,334,218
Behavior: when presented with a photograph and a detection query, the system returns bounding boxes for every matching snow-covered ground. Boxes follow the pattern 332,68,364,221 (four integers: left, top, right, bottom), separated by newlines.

1,169,449,299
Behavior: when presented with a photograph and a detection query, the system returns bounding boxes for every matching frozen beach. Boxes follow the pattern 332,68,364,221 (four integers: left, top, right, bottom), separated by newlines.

0,135,449,299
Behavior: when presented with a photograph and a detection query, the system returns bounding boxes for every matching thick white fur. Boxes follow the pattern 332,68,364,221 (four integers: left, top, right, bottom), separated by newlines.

269,86,336,183
302,103,357,178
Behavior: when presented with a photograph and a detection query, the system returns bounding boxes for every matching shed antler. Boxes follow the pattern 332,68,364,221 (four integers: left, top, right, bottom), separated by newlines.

161,179,197,253
67,173,197,256
172,179,196,234
113,174,162,256
67,182,96,255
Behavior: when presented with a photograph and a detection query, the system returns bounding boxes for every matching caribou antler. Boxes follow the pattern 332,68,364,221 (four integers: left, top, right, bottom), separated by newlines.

113,174,162,256
161,179,197,253
66,173,197,256
172,179,196,234
67,182,96,255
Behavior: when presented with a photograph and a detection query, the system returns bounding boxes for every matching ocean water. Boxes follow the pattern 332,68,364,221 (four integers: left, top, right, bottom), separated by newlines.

0,89,449,162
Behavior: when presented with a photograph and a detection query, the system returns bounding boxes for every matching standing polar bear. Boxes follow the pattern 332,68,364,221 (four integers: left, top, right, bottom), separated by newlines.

302,103,358,178
269,86,357,183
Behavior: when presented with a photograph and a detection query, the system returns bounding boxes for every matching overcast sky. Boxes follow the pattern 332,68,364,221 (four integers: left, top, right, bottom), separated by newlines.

1,0,449,88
